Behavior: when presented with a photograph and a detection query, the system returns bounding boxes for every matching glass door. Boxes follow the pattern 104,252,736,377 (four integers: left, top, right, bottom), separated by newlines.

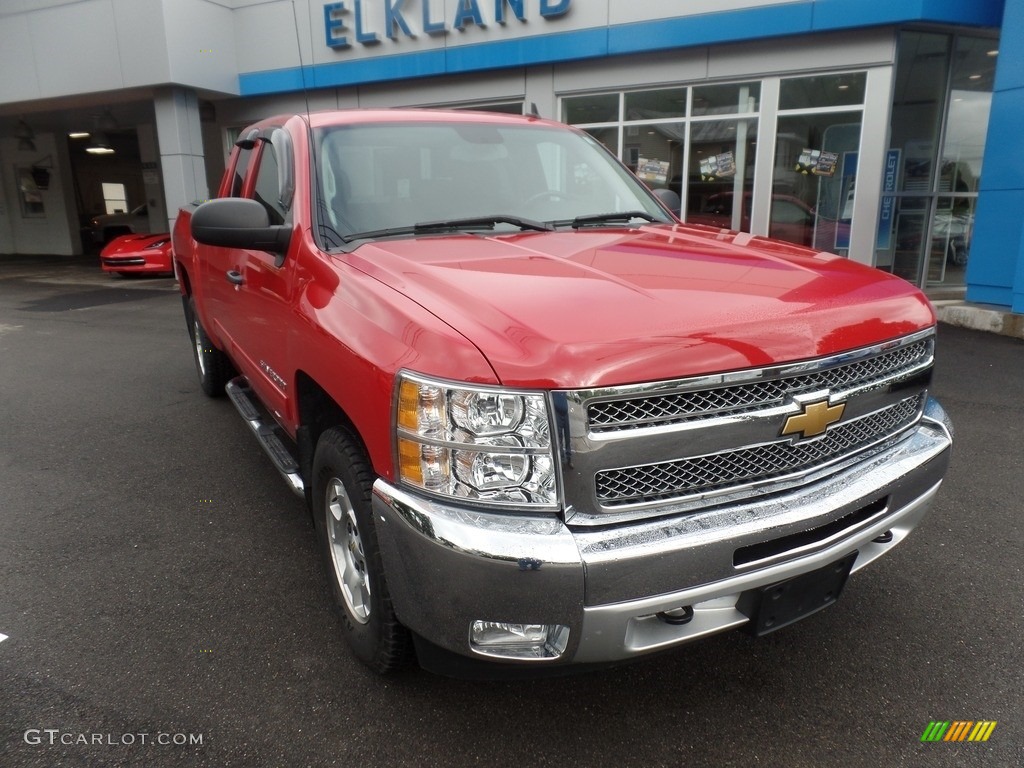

880,31,996,290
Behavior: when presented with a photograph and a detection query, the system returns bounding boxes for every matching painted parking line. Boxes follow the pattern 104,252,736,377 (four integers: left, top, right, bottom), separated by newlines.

0,633,8,643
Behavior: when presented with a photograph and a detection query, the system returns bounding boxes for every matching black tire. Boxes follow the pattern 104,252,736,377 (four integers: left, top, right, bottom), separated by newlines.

312,427,411,673
186,297,234,397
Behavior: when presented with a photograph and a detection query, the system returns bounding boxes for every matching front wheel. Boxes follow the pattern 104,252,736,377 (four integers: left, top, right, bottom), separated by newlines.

185,297,234,397
312,427,411,673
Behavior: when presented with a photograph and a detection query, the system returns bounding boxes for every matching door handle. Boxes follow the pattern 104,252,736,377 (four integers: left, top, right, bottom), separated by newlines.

226,270,244,285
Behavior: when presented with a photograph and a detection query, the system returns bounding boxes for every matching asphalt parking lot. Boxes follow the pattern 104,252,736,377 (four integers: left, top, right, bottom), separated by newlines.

1,255,1021,768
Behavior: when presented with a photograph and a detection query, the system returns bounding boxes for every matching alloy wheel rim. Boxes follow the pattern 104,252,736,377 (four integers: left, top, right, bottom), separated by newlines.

325,477,371,624
193,318,207,376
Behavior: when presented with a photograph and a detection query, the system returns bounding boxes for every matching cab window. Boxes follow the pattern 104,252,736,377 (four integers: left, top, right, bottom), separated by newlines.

252,139,288,225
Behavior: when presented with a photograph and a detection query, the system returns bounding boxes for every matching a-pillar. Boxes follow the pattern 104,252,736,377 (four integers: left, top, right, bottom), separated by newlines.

154,87,208,232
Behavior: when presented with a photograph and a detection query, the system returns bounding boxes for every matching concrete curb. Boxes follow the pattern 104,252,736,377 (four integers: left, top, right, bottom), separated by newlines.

934,301,1024,340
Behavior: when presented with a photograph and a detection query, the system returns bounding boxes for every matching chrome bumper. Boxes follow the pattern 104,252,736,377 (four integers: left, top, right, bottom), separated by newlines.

373,399,952,666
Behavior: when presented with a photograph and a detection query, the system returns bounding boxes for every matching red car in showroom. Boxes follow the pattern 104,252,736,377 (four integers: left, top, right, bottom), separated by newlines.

100,232,173,276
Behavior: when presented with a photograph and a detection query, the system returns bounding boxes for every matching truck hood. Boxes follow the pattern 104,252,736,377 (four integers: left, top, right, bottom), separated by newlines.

342,225,935,389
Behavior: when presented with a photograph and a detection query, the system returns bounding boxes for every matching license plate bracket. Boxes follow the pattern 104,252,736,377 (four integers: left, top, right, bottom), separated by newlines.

737,552,857,637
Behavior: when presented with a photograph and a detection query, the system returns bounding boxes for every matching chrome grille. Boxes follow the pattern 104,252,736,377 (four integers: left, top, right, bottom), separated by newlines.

588,339,931,432
595,395,923,507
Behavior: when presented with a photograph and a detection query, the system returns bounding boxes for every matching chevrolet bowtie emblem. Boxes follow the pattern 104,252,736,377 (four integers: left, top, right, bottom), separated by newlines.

781,399,847,440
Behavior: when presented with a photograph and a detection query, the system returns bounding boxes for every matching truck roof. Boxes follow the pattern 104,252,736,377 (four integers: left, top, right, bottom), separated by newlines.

248,108,563,132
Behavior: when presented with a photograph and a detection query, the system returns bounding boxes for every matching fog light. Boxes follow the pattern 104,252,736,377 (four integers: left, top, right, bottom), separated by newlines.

469,621,570,660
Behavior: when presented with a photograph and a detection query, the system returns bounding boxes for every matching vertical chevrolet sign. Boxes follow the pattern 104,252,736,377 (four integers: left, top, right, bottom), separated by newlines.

877,148,900,250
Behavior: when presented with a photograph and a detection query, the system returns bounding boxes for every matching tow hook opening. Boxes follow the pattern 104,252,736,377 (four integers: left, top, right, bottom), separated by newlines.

872,530,894,543
656,606,694,626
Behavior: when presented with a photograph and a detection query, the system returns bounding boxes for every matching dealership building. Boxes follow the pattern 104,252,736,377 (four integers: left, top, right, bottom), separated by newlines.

1,0,1022,313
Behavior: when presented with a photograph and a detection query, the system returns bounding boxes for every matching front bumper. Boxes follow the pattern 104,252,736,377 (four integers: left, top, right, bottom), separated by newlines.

373,398,952,668
100,254,171,274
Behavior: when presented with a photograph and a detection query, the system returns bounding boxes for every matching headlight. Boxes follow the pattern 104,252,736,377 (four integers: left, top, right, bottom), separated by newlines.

395,373,557,508
145,239,169,249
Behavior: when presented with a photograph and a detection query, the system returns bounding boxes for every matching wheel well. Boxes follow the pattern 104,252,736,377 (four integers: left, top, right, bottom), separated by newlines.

295,372,370,505
177,262,192,296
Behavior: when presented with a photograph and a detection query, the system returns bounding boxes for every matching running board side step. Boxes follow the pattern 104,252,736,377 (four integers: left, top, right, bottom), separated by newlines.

226,377,305,498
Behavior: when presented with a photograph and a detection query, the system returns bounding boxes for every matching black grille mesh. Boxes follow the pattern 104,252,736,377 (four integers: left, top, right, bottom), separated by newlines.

595,395,923,507
588,340,930,432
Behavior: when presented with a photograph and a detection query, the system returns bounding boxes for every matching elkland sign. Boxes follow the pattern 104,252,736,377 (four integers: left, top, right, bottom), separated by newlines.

324,0,573,49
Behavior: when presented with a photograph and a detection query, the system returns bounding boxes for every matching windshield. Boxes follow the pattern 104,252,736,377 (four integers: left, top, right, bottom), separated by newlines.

314,120,671,247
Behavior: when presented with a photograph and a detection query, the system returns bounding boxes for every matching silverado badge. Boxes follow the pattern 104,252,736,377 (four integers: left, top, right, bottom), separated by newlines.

781,398,847,440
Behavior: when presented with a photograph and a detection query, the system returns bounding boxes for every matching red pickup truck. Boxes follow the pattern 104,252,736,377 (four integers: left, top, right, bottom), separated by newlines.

173,109,952,676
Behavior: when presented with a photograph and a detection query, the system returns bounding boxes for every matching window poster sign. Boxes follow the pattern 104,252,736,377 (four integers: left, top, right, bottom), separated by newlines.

16,167,45,217
637,157,669,185
795,148,839,177
700,151,736,181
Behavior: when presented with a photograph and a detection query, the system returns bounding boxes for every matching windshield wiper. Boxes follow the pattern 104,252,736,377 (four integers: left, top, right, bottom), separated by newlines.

342,215,553,243
569,211,660,229
417,215,554,233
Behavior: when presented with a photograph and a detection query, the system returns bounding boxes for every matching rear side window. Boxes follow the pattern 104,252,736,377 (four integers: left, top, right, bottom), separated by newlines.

227,140,254,198
227,146,252,197
251,128,295,225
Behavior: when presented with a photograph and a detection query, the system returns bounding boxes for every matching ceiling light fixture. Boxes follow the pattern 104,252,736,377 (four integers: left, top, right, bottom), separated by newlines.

86,131,114,155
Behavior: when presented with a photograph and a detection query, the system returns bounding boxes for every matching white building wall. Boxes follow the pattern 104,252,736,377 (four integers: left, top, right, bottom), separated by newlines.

0,0,171,103
0,132,79,255
0,0,236,103
163,0,239,94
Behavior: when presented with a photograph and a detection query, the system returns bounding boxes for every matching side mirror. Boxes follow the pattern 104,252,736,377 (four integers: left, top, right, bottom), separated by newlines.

191,198,291,255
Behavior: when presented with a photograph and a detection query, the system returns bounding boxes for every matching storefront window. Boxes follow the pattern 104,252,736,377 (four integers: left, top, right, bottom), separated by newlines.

692,82,760,116
927,196,975,282
581,126,619,158
880,32,995,289
624,88,687,120
625,121,685,193
687,118,757,230
563,93,619,124
564,84,760,216
564,75,878,249
565,88,692,201
779,73,866,110
772,102,863,251
928,36,993,286
883,33,949,283
772,74,865,254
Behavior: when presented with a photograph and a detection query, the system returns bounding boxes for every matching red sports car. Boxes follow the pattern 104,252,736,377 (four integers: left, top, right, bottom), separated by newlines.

100,232,173,276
